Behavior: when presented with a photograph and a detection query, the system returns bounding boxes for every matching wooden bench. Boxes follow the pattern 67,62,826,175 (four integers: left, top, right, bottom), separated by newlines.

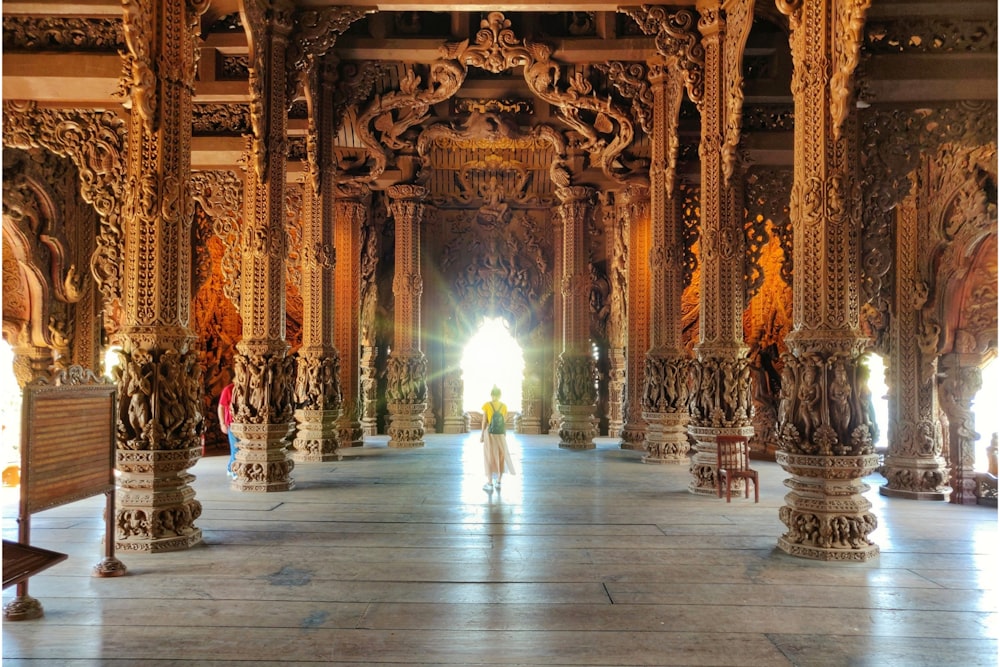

3,366,126,621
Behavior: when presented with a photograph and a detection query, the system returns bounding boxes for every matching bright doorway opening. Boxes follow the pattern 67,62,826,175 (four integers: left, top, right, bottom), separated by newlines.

973,357,999,472
461,317,524,413
1,340,20,484
863,353,889,451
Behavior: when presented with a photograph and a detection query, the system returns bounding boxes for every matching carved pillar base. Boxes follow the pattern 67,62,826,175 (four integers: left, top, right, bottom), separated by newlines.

292,408,341,462
518,397,543,434
230,422,295,492
557,404,597,450
549,402,563,435
621,426,647,451
335,415,365,448
442,414,466,434
442,374,466,433
3,595,44,621
642,412,690,464
115,448,203,553
687,425,756,495
423,403,437,434
880,456,951,501
776,452,881,562
387,402,426,448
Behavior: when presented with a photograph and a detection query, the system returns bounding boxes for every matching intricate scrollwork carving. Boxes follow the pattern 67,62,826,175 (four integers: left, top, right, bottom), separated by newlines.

285,7,369,104
192,104,250,135
622,6,704,106
2,102,128,311
745,168,793,291
601,61,654,134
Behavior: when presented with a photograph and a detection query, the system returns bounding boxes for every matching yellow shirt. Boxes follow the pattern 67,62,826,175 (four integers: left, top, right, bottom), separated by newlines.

482,401,507,428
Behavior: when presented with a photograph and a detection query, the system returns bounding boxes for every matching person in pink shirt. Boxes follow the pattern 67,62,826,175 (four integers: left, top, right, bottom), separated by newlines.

217,383,237,479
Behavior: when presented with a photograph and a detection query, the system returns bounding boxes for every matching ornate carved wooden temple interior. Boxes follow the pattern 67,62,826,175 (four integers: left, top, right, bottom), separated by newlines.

1,0,997,580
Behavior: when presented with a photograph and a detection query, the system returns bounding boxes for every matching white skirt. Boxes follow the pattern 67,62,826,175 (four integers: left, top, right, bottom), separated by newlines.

483,432,517,477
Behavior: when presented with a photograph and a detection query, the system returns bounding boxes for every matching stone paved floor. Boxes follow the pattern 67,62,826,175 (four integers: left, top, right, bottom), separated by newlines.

3,434,998,666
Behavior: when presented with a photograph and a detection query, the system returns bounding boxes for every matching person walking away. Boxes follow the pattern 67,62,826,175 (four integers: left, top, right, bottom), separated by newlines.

481,385,516,491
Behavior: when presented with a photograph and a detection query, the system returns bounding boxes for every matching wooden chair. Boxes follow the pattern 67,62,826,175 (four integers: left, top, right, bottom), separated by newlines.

716,435,759,503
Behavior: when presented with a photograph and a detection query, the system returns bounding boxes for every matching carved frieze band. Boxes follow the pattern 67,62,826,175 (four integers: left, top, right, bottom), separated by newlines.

232,350,296,424
865,16,997,54
776,351,877,457
2,15,123,51
114,347,203,451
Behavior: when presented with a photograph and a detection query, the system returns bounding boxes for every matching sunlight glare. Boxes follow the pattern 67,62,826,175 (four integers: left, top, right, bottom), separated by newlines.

461,317,524,412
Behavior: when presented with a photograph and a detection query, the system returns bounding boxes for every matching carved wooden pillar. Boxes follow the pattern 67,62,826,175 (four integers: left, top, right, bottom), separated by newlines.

687,1,756,493
606,193,627,441
291,58,342,463
775,0,880,561
939,356,983,505
359,204,381,436
386,184,428,448
230,0,296,492
333,182,369,447
880,192,950,500
643,55,692,465
442,366,466,434
555,185,597,449
620,185,650,449
114,0,208,551
549,211,565,435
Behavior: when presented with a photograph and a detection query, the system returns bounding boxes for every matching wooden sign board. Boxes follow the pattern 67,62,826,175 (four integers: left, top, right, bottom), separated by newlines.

20,377,116,515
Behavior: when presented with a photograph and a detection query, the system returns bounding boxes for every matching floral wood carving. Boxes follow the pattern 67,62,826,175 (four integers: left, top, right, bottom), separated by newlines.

2,15,123,51
2,101,127,313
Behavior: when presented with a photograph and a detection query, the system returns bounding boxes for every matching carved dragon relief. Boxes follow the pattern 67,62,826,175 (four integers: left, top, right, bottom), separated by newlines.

345,12,635,187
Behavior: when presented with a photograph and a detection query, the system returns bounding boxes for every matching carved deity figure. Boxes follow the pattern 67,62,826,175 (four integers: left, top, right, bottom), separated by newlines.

797,364,822,442
828,359,853,438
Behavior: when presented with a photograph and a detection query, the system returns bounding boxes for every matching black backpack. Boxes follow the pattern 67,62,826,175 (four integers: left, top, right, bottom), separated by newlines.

488,407,506,434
